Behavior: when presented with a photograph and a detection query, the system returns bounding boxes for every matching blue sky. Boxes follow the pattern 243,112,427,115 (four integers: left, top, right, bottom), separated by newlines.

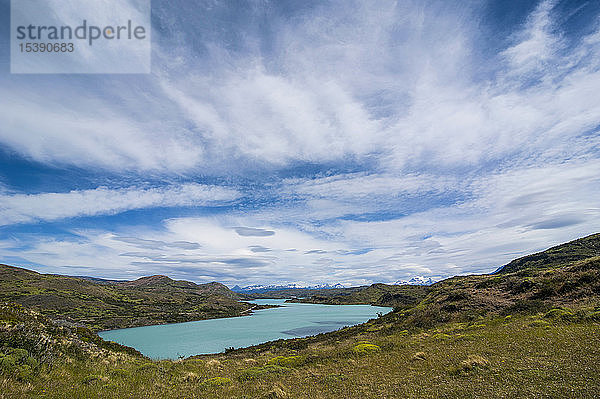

0,0,599,286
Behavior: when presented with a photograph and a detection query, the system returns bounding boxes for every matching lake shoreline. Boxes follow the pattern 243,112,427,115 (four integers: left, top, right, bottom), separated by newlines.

98,299,392,359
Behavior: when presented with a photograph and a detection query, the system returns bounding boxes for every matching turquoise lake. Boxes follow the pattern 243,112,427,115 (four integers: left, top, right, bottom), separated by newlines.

98,299,392,359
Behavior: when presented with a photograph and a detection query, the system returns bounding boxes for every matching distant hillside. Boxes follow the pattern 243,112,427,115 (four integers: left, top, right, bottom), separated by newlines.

289,283,430,308
232,283,346,294
238,280,433,305
495,233,600,274
0,264,252,331
246,286,364,299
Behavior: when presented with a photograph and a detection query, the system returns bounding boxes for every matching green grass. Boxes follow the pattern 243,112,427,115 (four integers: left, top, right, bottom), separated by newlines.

1,313,599,398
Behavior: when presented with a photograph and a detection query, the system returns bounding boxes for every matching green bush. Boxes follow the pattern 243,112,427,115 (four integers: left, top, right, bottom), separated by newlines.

0,347,38,380
352,343,381,355
529,319,551,328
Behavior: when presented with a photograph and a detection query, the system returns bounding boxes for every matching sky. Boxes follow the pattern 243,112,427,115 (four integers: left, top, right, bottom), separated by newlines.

0,0,599,287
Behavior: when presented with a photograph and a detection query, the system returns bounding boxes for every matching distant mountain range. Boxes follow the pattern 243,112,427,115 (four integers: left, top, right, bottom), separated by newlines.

392,276,436,286
231,283,346,293
232,276,434,293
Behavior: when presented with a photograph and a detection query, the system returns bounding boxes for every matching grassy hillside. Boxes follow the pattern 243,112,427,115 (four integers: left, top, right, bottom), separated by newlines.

0,265,255,331
2,298,599,398
1,233,600,398
495,232,600,274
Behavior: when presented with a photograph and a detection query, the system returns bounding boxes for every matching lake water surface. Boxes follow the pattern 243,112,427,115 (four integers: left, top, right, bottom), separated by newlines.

98,299,392,359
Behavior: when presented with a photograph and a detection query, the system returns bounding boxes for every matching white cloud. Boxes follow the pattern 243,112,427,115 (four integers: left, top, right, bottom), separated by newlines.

501,0,561,77
5,157,597,286
285,173,458,200
0,184,240,225
1,1,598,175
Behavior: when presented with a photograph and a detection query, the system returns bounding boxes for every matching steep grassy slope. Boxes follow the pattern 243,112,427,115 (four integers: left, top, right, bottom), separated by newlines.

0,265,253,331
496,232,600,274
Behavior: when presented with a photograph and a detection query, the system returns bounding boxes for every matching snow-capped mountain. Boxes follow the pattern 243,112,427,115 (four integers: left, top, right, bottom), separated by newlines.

231,283,346,293
392,276,435,286
311,283,346,289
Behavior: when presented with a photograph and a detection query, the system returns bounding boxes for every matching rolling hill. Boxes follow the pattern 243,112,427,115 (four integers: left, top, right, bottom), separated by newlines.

0,265,254,331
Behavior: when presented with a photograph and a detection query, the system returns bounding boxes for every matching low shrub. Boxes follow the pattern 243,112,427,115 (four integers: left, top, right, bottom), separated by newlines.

352,343,381,355
182,372,200,382
200,376,232,388
0,347,39,380
544,308,575,321
529,319,551,328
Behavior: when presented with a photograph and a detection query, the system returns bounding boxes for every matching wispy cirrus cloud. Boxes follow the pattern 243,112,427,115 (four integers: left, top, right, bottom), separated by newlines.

0,0,597,175
0,184,240,225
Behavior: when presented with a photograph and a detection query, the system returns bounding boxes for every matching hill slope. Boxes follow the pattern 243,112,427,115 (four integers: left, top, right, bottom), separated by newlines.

495,233,600,274
0,265,252,331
